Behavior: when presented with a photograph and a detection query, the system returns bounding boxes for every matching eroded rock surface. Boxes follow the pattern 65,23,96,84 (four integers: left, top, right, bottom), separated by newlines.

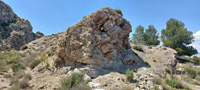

55,7,142,71
0,1,39,50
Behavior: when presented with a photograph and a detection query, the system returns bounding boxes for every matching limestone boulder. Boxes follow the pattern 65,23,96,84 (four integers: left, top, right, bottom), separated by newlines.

55,7,141,69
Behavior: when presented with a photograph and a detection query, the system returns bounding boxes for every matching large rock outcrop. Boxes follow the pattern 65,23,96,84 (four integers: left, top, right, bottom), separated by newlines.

0,1,39,50
53,7,143,71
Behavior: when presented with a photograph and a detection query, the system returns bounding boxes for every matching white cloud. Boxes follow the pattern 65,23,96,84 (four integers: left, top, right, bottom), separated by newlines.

194,30,200,40
191,30,200,55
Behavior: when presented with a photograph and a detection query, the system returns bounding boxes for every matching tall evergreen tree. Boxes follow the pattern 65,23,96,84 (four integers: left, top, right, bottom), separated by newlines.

144,25,160,45
132,25,145,44
161,18,198,56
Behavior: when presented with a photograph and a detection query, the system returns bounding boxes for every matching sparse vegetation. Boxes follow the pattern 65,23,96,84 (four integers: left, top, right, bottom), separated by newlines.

152,77,162,85
153,85,159,90
133,69,138,73
29,60,42,69
19,79,29,89
11,63,24,72
125,69,134,82
114,9,123,15
165,68,171,74
184,63,197,79
35,31,44,37
59,72,90,90
7,55,20,64
178,56,200,64
145,62,151,67
148,46,152,49
165,78,184,89
133,45,143,52
21,45,28,50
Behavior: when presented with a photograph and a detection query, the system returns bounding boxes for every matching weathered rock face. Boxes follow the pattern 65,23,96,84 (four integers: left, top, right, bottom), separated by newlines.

55,7,141,69
0,1,37,50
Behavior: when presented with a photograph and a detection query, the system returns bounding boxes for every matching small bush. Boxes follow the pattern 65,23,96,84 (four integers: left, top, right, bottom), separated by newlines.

145,62,151,67
3,74,11,78
24,73,32,80
184,63,197,79
133,45,143,52
133,69,138,73
188,80,200,85
163,47,167,50
153,85,159,90
165,68,171,74
29,60,41,69
125,69,134,82
21,45,28,50
7,56,20,64
35,31,44,37
192,56,200,63
114,9,123,15
10,70,24,85
59,72,86,89
11,63,23,72
165,78,184,89
19,79,29,89
152,77,162,85
148,46,152,49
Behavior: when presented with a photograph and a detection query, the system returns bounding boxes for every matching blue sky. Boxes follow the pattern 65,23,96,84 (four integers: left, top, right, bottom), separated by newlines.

2,0,200,54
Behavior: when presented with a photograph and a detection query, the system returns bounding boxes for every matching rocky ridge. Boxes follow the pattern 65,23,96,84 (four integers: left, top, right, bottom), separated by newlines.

0,1,41,50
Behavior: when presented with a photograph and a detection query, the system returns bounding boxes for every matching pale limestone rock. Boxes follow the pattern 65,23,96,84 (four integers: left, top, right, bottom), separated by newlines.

54,7,142,71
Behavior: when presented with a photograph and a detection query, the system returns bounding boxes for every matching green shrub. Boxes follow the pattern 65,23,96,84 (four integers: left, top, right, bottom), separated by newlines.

145,62,151,67
29,60,41,69
165,68,171,74
152,77,162,85
192,56,200,63
125,69,134,82
35,31,44,37
188,80,200,85
59,72,86,90
133,69,138,73
114,9,123,15
148,46,152,49
7,56,20,64
165,78,184,89
184,63,197,79
11,63,23,72
153,85,159,90
21,45,28,50
133,45,143,52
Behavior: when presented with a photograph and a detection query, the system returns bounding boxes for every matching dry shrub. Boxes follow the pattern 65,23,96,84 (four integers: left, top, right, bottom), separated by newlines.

19,79,29,89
